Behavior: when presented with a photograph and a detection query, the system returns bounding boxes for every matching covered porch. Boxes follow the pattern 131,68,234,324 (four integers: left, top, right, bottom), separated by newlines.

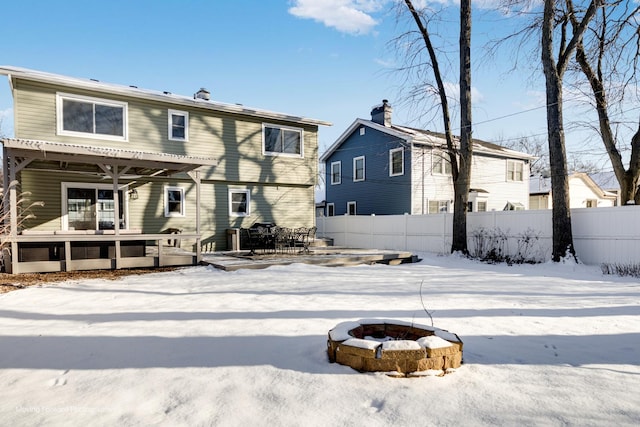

1,138,218,274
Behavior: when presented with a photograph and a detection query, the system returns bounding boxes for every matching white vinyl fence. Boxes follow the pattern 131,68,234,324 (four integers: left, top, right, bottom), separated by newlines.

316,206,640,266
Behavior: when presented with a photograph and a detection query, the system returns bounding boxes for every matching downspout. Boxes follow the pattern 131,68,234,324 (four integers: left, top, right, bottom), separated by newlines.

422,146,426,214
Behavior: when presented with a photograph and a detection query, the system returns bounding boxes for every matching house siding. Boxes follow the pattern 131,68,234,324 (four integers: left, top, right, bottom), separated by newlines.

12,79,318,187
19,169,315,251
469,155,531,211
8,73,321,253
410,145,455,214
324,125,411,215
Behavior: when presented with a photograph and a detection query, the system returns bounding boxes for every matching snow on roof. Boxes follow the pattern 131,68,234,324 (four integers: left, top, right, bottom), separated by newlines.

0,65,331,127
530,175,552,194
321,117,535,162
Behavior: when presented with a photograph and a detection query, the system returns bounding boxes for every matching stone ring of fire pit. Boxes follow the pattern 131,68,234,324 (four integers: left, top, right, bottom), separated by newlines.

327,319,463,377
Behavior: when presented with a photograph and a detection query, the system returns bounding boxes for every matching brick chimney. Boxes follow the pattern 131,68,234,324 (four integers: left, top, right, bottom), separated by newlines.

371,99,392,127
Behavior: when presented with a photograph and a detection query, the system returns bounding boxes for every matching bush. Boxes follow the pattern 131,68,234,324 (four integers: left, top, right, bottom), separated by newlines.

0,184,45,271
601,262,640,278
470,226,543,264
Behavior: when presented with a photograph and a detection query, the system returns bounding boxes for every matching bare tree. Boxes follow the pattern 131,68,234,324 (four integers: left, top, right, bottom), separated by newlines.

501,135,550,176
571,1,640,204
541,0,601,261
400,0,473,254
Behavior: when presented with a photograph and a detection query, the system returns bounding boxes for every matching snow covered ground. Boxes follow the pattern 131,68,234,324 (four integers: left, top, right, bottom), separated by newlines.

1,254,639,426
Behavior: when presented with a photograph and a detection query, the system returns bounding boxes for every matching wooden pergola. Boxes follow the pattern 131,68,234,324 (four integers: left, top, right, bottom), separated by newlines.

2,138,218,274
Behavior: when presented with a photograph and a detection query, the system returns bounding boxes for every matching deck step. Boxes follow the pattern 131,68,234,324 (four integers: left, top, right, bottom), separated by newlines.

309,237,333,247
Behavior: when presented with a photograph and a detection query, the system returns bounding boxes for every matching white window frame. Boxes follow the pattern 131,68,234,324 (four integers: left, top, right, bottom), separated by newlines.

262,123,304,158
164,186,186,217
428,200,449,214
229,188,251,217
56,92,128,141
353,156,365,182
389,147,404,177
330,161,342,185
507,160,524,182
327,203,335,217
347,201,357,215
168,109,189,141
432,151,452,176
61,182,129,230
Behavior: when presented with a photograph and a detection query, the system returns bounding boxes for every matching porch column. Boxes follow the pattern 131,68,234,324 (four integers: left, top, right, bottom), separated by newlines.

8,152,18,274
112,165,121,268
188,169,202,263
2,146,8,230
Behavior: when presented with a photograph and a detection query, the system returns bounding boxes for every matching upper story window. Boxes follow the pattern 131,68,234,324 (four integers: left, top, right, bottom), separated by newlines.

389,147,404,176
432,151,452,175
57,93,127,141
168,109,189,141
164,186,185,217
330,161,341,185
263,124,303,157
507,160,524,181
353,156,365,182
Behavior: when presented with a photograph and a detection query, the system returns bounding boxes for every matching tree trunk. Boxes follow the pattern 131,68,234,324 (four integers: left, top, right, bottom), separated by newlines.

452,0,473,254
575,38,640,206
542,0,576,261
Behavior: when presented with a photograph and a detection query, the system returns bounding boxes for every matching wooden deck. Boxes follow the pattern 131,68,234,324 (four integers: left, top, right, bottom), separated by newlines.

201,247,419,271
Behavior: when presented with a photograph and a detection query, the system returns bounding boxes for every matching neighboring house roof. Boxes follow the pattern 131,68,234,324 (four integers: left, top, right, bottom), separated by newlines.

530,172,617,199
0,66,331,127
589,171,620,192
320,117,535,162
529,175,552,195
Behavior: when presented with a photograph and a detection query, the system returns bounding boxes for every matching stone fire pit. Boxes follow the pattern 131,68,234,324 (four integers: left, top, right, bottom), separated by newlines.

327,319,463,377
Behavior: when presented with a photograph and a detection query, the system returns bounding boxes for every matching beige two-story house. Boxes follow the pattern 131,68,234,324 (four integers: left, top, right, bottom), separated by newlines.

1,66,330,273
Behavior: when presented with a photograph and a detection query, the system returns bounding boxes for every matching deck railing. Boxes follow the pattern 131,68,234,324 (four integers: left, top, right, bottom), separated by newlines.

1,232,202,274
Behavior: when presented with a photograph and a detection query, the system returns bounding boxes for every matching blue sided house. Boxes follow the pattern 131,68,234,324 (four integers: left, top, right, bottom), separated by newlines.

321,100,535,216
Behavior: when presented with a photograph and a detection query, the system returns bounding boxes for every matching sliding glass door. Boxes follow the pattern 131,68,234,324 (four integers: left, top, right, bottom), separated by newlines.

66,185,125,230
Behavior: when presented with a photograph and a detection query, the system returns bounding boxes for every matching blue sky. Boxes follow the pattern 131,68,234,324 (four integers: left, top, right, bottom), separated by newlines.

0,0,612,164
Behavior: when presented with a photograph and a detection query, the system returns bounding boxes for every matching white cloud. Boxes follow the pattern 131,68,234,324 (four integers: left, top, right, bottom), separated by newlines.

288,0,386,35
512,90,546,111
443,81,484,103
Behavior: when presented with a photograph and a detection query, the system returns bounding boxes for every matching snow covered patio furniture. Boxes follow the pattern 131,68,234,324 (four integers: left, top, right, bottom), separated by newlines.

241,224,317,255
327,319,463,377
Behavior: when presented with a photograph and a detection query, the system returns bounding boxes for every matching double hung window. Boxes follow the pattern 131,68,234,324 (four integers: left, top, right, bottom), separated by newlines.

432,151,452,175
428,200,449,214
507,160,524,182
229,189,250,216
389,148,404,176
165,186,185,217
353,156,365,182
330,161,341,185
169,110,189,141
